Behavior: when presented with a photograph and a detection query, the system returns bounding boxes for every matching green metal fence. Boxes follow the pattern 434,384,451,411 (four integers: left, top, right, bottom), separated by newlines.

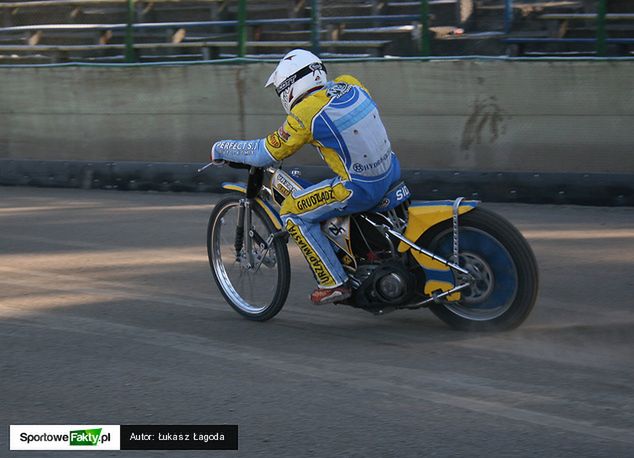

596,0,607,56
0,0,632,64
0,0,431,63
118,0,428,62
502,0,633,58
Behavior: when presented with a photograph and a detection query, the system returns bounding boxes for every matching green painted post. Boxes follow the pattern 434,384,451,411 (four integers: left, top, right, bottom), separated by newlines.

311,0,321,55
237,0,247,58
596,0,607,56
420,0,430,56
124,0,135,62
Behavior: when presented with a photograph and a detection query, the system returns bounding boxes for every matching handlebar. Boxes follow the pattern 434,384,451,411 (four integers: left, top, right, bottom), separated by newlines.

198,160,255,173
225,162,252,170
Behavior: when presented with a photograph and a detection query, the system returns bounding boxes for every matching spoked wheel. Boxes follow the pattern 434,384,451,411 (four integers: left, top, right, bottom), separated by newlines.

423,207,538,331
207,196,290,321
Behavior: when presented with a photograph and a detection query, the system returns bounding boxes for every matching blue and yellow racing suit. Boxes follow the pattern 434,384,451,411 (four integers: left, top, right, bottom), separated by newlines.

213,75,401,288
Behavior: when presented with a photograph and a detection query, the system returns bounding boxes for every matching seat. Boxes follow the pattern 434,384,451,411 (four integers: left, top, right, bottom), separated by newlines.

369,180,411,212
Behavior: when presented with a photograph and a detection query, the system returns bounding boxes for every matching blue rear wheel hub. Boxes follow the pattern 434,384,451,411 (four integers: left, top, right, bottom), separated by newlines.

432,228,518,321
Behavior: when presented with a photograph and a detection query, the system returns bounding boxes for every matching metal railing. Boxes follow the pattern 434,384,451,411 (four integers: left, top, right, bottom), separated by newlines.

0,0,434,62
503,0,624,56
1,0,633,63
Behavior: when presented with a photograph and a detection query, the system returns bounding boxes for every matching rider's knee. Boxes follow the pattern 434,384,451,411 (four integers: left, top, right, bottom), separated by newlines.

280,195,298,217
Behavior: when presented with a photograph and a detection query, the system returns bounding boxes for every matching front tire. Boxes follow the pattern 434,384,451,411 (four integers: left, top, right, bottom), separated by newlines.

422,207,539,331
207,196,291,321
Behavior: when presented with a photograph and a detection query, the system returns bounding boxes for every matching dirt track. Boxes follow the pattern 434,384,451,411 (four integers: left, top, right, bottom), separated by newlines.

1,187,633,457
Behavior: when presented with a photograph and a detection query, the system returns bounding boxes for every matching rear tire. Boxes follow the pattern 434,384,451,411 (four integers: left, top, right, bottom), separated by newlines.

422,207,538,331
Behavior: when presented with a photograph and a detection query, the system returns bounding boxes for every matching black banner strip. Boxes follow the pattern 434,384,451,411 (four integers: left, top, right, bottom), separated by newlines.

120,425,238,450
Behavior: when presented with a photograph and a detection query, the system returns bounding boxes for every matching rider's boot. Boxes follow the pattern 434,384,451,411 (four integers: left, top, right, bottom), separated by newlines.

310,283,352,305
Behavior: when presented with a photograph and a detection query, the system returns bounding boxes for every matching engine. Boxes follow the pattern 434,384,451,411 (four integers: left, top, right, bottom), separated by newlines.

349,261,416,312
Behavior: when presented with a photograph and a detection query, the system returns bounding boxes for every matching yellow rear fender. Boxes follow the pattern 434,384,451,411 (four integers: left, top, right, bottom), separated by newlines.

221,182,283,230
398,200,479,252
398,199,479,301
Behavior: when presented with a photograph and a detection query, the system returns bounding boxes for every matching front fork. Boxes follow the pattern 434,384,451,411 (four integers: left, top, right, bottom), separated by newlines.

236,199,256,268
236,198,286,269
235,200,246,262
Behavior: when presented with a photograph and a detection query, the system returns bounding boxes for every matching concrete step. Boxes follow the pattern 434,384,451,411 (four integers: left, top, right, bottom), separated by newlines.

137,53,207,62
0,35,25,45
256,29,329,41
342,26,417,55
339,25,415,40
101,29,236,45
179,32,237,42
431,32,506,55
0,53,54,64
28,34,101,46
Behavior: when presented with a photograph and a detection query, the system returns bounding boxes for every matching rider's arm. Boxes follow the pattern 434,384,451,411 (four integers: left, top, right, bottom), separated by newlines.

211,112,310,167
211,138,274,167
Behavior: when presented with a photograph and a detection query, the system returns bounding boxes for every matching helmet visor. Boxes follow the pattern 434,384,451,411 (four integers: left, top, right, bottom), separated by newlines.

274,62,327,96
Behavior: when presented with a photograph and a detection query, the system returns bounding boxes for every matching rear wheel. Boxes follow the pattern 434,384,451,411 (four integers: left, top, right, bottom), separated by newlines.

422,207,538,331
207,196,290,321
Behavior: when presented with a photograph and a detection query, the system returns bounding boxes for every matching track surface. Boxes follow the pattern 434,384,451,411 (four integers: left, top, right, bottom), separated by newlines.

1,187,633,457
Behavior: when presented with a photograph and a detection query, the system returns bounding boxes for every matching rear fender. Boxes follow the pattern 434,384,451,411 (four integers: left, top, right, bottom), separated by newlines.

221,182,282,230
399,200,479,249
398,200,479,300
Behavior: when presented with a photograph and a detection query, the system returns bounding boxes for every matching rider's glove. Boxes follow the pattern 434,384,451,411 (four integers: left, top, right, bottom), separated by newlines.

210,141,227,166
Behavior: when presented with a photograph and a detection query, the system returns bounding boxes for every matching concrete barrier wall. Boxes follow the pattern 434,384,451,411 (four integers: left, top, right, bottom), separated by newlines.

1,60,633,173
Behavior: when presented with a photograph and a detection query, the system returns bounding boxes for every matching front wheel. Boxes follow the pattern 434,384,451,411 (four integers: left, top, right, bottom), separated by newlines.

423,207,539,331
207,196,290,321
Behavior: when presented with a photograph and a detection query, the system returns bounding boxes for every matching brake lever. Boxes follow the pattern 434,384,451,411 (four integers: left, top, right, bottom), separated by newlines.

197,162,213,173
197,161,226,173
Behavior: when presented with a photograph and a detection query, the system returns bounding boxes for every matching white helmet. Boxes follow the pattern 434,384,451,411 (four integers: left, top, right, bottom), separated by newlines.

265,49,328,114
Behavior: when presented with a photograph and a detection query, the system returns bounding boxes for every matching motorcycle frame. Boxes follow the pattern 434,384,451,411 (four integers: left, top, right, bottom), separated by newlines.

221,165,476,307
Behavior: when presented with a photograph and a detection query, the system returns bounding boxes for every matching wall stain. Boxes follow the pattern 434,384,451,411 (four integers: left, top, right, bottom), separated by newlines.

461,96,507,151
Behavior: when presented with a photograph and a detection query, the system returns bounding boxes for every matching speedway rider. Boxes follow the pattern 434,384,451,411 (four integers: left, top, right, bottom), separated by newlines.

211,49,401,305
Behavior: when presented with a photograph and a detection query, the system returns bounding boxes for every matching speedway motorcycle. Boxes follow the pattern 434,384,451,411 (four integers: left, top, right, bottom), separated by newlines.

205,162,538,331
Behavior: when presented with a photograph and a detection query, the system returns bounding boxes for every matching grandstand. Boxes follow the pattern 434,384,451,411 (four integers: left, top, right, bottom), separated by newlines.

0,0,632,63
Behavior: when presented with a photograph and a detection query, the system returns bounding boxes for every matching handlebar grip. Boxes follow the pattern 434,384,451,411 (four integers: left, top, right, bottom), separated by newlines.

227,162,252,170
